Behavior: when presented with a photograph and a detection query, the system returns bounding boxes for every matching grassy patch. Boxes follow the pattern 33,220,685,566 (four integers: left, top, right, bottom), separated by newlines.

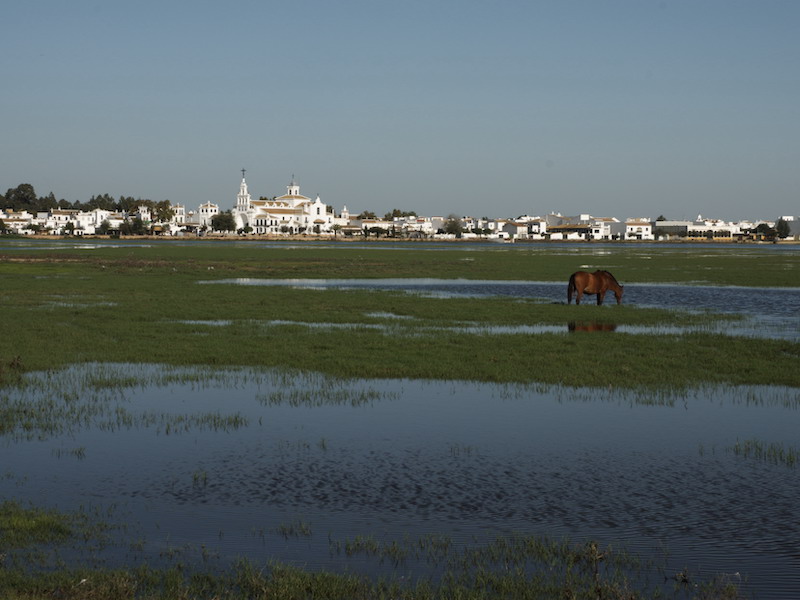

0,501,72,549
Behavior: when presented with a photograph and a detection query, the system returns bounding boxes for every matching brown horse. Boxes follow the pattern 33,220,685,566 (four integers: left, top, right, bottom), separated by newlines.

567,270,624,305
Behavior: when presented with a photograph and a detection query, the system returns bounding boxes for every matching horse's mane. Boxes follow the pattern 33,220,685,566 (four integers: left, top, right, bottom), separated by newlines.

599,270,622,287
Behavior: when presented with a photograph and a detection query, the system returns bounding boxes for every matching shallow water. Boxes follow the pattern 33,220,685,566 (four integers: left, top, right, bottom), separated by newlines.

2,365,799,597
200,277,800,341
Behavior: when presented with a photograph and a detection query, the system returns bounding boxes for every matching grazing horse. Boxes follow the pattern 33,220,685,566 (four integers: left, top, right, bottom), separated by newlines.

567,270,624,305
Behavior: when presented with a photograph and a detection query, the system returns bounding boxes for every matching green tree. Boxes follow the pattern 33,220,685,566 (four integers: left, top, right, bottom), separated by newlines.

0,219,6,233
775,218,790,239
384,208,417,220
755,223,776,239
444,214,464,237
154,200,174,223
119,216,146,236
357,210,376,220
88,194,116,211
39,192,59,211
211,211,236,232
4,184,38,210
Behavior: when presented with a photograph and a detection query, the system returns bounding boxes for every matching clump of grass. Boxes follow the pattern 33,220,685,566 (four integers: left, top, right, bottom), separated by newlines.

0,501,73,548
274,519,312,539
731,438,798,467
192,470,208,486
51,446,87,460
259,385,396,407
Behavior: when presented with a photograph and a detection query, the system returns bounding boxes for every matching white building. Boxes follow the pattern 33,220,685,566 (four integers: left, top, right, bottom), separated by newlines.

233,174,334,235
625,218,654,240
198,202,219,228
590,217,625,240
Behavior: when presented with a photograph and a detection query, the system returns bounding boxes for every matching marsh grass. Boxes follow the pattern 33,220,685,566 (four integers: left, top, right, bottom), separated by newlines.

2,364,797,444
0,501,73,549
731,438,798,467
0,500,750,599
259,384,397,407
274,519,312,539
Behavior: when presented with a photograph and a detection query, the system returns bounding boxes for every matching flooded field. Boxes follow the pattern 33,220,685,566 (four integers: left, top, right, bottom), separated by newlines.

2,364,799,597
201,277,800,341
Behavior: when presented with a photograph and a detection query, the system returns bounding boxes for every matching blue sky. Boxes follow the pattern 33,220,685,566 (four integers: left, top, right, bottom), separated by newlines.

3,0,798,221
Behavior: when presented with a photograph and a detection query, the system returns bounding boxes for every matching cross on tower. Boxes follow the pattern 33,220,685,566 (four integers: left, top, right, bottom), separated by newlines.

241,168,246,179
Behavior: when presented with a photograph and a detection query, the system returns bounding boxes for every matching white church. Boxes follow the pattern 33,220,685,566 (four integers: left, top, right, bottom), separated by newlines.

233,172,335,235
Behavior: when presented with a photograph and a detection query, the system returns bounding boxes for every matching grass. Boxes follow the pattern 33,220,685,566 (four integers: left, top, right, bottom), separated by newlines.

0,501,73,549
731,438,798,467
2,236,797,285
0,508,747,599
0,243,797,389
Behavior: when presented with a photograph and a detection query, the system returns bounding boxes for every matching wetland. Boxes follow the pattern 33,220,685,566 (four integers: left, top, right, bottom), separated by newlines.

1,239,798,598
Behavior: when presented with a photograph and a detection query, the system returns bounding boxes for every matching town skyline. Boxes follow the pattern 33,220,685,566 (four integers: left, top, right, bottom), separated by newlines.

3,177,796,242
2,177,795,228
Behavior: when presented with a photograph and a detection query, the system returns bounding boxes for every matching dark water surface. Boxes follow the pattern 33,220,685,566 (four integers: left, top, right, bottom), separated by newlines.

2,365,799,597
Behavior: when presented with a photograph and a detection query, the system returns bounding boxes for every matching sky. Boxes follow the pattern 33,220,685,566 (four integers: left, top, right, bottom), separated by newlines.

2,0,799,222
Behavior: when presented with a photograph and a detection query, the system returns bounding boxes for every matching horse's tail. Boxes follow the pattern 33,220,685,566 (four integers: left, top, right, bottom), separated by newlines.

567,273,576,304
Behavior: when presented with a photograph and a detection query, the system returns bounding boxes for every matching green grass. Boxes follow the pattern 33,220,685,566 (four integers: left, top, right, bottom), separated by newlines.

1,237,798,285
731,438,798,467
0,243,797,389
0,518,746,599
0,501,73,548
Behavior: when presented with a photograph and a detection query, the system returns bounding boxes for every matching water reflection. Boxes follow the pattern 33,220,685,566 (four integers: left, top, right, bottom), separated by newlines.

567,321,618,332
1,364,798,597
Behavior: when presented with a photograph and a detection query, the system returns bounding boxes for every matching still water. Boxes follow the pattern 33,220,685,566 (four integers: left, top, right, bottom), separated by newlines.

2,365,799,597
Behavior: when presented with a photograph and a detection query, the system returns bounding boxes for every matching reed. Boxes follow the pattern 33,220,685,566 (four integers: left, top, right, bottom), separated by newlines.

731,438,798,467
0,501,750,599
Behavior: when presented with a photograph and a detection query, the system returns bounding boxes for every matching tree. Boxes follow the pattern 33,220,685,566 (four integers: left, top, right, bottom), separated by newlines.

0,219,6,233
384,208,417,221
88,194,117,211
97,220,112,235
444,214,464,238
357,210,376,220
331,224,342,239
776,218,790,239
154,200,174,223
755,223,775,239
211,211,236,232
119,216,146,236
4,184,38,210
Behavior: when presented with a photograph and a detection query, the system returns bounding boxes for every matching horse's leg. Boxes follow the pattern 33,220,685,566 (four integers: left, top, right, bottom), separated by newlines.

597,291,605,305
575,290,582,305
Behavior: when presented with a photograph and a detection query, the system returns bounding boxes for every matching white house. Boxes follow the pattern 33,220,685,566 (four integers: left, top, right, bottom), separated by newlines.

625,218,654,240
590,217,625,240
198,202,219,228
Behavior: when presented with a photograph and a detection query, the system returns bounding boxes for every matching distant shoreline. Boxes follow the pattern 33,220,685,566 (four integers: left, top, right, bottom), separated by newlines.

7,233,798,245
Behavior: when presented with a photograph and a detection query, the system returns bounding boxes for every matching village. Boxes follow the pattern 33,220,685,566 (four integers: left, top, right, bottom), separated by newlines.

1,175,797,242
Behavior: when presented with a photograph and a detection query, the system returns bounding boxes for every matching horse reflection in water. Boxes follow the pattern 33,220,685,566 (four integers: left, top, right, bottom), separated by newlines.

567,270,624,305
568,322,618,332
